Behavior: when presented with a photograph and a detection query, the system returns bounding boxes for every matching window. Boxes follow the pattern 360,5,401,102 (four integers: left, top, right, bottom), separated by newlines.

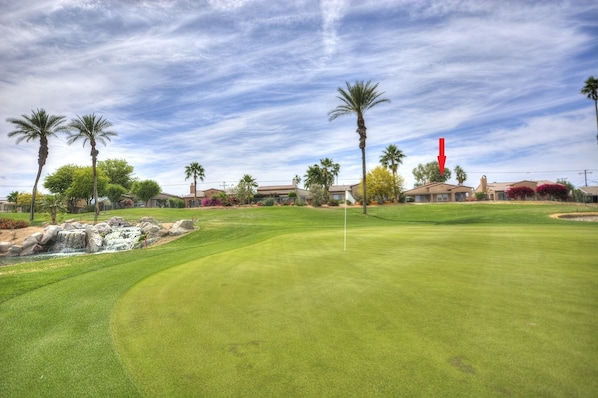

436,193,449,202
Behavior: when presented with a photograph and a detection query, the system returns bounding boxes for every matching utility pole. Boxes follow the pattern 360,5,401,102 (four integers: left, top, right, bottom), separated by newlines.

220,181,228,190
579,170,593,186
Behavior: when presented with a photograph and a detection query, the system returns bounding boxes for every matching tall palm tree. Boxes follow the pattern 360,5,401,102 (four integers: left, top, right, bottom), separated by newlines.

237,174,258,205
581,76,598,152
6,109,68,221
328,80,390,214
184,162,205,207
379,144,406,202
67,114,117,223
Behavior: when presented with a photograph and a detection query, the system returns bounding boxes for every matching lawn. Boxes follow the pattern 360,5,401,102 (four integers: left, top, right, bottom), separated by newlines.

1,203,597,397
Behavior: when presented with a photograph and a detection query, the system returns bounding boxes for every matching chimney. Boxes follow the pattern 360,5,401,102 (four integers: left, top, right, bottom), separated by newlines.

481,175,487,193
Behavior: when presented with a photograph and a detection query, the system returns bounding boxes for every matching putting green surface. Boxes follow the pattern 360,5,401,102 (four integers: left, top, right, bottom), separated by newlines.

112,224,598,397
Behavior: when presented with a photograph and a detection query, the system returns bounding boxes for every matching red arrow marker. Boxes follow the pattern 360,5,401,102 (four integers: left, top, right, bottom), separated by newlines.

438,138,446,176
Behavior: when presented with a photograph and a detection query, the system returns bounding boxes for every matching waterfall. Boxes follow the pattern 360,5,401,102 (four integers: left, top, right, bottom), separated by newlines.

102,227,143,252
50,230,87,253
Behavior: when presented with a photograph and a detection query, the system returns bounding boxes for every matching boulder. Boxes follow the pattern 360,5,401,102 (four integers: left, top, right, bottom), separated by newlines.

20,243,44,256
107,216,131,227
172,219,194,230
41,225,63,245
7,245,22,257
0,241,12,253
94,222,113,236
86,225,104,253
22,232,43,248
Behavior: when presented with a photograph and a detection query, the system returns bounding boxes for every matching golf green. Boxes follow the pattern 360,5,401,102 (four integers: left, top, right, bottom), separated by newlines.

112,224,598,397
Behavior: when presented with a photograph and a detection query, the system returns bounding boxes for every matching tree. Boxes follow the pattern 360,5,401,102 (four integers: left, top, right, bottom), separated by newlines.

328,80,390,214
44,164,81,195
67,114,117,223
68,167,109,207
131,180,161,207
506,186,535,200
412,161,451,186
6,108,68,221
184,162,205,207
379,144,406,202
7,191,19,212
303,158,340,202
104,184,128,209
361,166,404,204
536,184,568,201
235,174,258,205
98,158,135,189
454,165,467,185
581,76,598,151
41,194,68,225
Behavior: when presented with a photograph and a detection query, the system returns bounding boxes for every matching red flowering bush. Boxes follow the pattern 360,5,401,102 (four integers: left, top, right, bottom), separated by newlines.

0,218,29,229
506,186,535,200
536,184,568,201
201,197,221,207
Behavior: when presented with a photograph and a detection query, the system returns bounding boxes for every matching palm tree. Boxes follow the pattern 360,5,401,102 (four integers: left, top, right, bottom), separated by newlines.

6,109,68,221
67,114,117,223
237,174,258,205
581,76,598,151
454,165,467,185
41,194,68,225
379,144,406,202
319,157,340,201
184,162,206,207
328,80,390,214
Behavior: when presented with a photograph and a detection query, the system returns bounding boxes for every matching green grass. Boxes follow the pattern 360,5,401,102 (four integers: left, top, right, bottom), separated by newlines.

1,203,597,397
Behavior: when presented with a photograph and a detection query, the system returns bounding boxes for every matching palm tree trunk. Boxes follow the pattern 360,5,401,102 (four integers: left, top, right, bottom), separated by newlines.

30,139,49,221
92,147,99,224
361,145,367,214
594,99,598,151
30,167,42,222
194,176,197,207
357,114,367,214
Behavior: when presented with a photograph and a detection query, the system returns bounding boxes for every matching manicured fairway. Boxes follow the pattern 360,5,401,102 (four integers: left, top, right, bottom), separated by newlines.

1,204,597,397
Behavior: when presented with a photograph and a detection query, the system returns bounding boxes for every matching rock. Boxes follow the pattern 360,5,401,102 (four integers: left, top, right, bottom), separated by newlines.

20,243,44,256
86,225,104,253
94,222,113,236
0,242,12,253
41,225,63,245
172,219,194,230
22,232,43,248
107,216,131,227
7,245,22,257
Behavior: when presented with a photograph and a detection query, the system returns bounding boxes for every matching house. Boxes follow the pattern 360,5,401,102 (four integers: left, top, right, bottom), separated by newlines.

257,179,310,203
403,182,473,203
183,184,233,207
328,184,360,203
580,186,598,203
475,176,564,200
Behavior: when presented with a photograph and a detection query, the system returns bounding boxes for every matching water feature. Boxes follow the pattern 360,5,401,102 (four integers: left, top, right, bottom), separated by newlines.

102,227,143,252
50,230,88,253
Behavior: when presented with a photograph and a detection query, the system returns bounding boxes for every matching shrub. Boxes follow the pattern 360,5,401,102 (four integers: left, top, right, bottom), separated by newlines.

260,198,276,206
328,199,339,206
506,186,535,200
0,218,30,229
536,184,568,201
201,198,221,207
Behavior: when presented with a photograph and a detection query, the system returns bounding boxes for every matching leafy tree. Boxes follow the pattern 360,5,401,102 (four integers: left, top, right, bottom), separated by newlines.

328,80,390,214
303,158,340,202
454,165,467,185
184,162,205,207
131,180,161,207
68,167,109,206
506,186,535,200
67,114,117,223
44,164,81,194
6,108,68,221
581,76,598,151
98,159,135,189
412,161,451,186
379,144,406,202
41,194,68,225
104,183,128,209
361,166,404,204
235,174,258,205
536,184,568,201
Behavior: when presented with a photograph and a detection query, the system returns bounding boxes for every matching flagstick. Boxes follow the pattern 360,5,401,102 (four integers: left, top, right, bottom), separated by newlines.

344,190,347,252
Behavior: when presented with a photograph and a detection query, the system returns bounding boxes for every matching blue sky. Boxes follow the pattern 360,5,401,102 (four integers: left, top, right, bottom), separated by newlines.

1,0,597,199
